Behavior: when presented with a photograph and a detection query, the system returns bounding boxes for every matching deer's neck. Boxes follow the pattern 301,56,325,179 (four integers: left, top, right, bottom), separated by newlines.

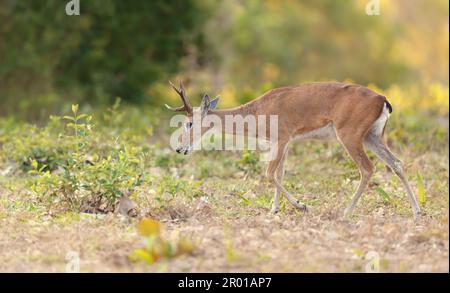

209,104,256,136
210,104,254,118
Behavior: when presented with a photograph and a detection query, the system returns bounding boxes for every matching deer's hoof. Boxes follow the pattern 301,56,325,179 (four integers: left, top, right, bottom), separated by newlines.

413,208,422,219
270,206,280,214
296,201,308,212
343,208,353,218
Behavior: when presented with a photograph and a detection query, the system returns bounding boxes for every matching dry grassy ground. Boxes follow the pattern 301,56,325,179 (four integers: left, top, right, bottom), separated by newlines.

1,129,448,272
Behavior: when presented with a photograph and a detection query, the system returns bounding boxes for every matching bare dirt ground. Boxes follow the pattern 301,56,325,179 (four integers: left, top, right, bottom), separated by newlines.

1,139,448,272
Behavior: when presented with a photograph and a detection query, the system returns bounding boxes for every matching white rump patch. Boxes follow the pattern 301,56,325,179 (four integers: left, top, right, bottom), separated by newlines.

370,102,390,136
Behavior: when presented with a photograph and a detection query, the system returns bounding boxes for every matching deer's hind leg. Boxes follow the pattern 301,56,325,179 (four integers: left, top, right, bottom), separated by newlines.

364,131,421,216
335,129,374,216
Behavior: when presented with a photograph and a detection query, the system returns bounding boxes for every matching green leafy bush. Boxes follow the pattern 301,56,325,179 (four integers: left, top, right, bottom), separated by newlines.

17,104,152,212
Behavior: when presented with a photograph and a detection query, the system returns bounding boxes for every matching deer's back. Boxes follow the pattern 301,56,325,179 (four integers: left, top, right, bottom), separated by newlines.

251,82,387,134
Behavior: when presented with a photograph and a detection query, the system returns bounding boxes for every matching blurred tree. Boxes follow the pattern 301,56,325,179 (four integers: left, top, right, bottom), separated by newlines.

204,0,412,94
0,0,447,117
0,0,210,105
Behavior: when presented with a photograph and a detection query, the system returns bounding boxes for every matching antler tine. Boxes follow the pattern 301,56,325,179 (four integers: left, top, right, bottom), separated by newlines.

164,104,186,112
179,81,191,109
168,80,192,113
169,80,181,96
179,80,184,93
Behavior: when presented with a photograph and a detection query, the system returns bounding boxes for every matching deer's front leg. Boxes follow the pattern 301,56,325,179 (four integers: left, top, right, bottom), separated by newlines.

266,143,307,212
270,148,288,213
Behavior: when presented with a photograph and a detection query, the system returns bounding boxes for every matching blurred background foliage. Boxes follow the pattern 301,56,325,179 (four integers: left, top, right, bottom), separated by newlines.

0,0,448,119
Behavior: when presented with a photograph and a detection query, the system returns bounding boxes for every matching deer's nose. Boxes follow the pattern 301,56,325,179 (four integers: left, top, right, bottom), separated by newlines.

176,147,182,153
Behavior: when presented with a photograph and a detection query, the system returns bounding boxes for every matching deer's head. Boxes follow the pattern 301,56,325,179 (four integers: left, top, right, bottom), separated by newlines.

165,81,219,155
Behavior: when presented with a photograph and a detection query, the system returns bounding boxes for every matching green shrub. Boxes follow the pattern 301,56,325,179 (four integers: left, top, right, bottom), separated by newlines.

156,176,203,207
22,104,151,213
0,117,70,172
237,149,260,174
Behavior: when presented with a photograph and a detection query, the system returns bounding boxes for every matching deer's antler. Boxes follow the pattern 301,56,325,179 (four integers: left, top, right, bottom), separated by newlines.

166,81,193,114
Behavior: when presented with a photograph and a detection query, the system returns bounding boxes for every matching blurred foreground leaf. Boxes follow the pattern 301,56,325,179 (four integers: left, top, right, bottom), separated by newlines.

417,172,426,206
138,218,161,237
130,218,195,265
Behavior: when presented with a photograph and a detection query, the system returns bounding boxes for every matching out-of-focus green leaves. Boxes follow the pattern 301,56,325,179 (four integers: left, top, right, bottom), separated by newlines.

0,0,210,109
1,0,448,120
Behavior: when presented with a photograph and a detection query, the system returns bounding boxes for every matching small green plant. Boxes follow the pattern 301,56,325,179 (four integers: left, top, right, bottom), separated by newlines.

223,222,239,262
27,160,63,208
374,187,391,203
155,176,203,208
63,104,92,142
25,104,150,213
0,120,69,173
238,149,260,174
237,190,271,209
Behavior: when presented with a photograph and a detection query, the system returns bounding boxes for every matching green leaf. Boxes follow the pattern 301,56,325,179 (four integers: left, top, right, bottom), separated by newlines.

71,104,79,115
76,114,88,120
129,249,154,264
63,116,75,121
164,242,174,258
374,187,391,203
30,159,38,170
417,171,426,206
38,164,47,172
237,193,251,205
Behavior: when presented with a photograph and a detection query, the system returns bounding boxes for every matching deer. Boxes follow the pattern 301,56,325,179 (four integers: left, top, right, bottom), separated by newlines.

165,81,421,217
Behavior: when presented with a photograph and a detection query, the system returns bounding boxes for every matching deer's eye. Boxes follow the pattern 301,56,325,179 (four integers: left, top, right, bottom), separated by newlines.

186,122,193,129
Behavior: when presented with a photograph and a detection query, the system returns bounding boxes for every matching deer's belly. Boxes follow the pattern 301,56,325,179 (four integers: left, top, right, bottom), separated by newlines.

292,123,337,141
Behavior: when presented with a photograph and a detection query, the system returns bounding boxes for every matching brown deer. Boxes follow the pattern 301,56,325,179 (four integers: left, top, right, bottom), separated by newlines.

165,81,421,217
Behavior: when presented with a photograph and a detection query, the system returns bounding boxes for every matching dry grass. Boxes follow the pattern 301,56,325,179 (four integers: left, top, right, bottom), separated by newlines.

0,134,448,272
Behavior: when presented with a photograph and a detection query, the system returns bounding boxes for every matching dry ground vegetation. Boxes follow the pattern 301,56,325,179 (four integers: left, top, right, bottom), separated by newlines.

0,94,448,273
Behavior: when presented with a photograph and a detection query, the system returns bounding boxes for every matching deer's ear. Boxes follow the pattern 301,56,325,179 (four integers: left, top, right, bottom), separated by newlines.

209,96,220,110
201,94,210,115
201,94,219,116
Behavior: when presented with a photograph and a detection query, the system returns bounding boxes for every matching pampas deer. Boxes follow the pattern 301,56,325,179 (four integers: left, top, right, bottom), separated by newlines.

165,81,421,217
